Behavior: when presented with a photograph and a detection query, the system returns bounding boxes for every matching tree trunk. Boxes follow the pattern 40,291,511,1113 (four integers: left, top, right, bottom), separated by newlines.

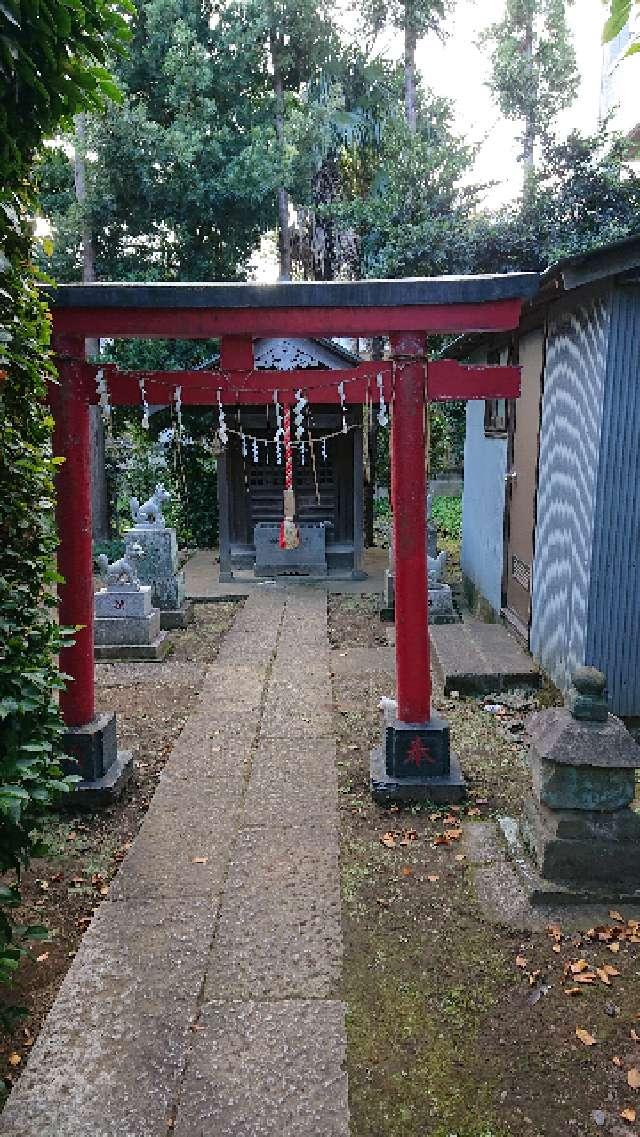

272,60,291,281
404,2,417,133
75,114,109,540
522,12,535,199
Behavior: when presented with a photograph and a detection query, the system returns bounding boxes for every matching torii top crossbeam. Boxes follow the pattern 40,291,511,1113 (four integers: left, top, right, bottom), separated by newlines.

48,274,535,338
48,272,538,792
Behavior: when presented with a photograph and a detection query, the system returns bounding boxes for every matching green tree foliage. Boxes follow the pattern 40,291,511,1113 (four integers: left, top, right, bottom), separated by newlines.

482,0,579,189
466,128,640,274
331,95,474,278
0,0,130,184
603,0,640,56
0,0,130,1013
37,0,280,286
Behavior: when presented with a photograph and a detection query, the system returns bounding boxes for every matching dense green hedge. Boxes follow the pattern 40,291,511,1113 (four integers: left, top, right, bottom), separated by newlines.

0,0,130,1019
0,195,78,1017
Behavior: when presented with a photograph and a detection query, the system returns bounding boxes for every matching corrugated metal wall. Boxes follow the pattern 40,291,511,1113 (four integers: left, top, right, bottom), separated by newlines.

586,285,640,715
530,293,612,692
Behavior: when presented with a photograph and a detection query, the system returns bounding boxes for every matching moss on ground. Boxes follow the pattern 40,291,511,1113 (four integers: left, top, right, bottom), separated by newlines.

329,593,640,1137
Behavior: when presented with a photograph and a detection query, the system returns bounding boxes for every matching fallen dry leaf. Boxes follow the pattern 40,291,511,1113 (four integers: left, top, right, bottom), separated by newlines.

570,959,589,974
467,807,481,817
621,1108,637,1122
7,1053,21,1067
36,952,49,963
380,832,397,849
574,973,598,984
515,955,528,969
454,853,466,862
628,1068,640,1090
613,1056,623,1067
576,1028,597,1047
552,944,562,954
564,987,583,996
191,857,208,865
610,910,624,922
597,968,612,986
631,1030,640,1043
603,964,621,977
401,866,413,878
609,942,621,954
426,874,439,883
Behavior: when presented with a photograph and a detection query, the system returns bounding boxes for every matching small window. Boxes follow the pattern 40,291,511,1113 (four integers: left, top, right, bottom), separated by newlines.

484,398,508,437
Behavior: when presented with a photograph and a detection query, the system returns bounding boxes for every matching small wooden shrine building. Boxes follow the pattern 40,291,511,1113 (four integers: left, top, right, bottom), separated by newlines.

218,336,364,580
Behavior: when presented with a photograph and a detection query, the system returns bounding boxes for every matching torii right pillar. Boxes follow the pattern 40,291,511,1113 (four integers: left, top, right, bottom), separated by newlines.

371,332,465,804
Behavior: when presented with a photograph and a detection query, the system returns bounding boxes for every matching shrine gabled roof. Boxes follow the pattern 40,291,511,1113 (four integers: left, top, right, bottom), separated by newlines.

45,273,538,310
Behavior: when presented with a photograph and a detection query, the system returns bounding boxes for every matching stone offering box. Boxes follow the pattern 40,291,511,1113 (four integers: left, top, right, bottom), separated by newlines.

125,526,192,629
94,584,169,662
254,521,328,577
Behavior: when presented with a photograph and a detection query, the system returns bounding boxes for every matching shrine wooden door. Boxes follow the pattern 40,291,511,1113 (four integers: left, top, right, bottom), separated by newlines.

502,327,545,640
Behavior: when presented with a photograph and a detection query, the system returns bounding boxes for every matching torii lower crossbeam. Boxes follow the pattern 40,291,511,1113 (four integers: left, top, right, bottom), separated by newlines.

48,273,537,802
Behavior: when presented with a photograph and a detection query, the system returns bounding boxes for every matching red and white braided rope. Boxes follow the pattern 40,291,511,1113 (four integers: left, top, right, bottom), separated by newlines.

283,406,293,491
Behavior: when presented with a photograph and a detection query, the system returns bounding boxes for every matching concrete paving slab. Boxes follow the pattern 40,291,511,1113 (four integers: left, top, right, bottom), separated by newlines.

173,999,349,1137
430,617,541,694
2,589,348,1136
0,900,215,1137
206,823,342,999
244,739,339,825
110,808,237,901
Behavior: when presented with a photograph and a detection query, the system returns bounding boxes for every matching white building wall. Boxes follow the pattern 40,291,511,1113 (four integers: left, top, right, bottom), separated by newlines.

460,400,508,615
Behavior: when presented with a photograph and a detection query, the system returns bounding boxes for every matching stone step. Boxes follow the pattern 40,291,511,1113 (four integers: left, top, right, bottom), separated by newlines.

430,618,541,695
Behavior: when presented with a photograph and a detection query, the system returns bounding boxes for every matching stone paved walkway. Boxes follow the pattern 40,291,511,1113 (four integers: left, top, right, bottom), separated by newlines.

1,592,349,1137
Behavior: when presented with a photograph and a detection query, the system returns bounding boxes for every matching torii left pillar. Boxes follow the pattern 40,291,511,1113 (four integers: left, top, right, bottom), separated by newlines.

51,335,132,801
370,333,465,803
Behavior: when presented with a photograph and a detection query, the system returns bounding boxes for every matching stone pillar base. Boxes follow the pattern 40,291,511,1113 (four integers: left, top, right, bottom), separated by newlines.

73,751,134,808
61,712,117,781
370,713,466,804
370,745,466,804
60,714,134,805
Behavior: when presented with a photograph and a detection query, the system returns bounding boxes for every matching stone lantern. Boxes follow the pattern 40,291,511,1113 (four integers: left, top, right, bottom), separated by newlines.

522,667,640,892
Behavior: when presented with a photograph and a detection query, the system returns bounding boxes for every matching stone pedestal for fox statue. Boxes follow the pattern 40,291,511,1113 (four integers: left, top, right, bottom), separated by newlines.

125,484,192,629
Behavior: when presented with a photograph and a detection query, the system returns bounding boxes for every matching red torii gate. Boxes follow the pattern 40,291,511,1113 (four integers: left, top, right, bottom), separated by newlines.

47,274,537,800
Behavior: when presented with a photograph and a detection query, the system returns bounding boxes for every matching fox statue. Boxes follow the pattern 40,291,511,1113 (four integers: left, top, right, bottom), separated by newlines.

97,543,144,589
130,484,170,528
